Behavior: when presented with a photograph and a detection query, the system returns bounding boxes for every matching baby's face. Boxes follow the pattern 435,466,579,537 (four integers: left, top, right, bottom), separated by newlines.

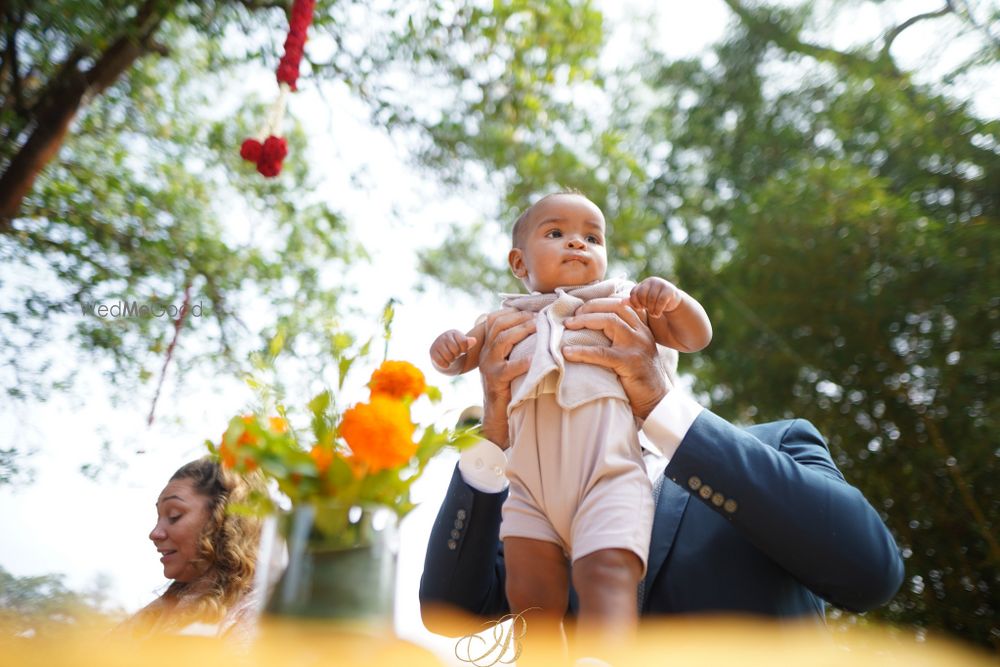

509,194,608,293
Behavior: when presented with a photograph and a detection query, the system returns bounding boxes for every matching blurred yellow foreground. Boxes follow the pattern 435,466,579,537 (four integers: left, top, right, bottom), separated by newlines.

1,616,993,667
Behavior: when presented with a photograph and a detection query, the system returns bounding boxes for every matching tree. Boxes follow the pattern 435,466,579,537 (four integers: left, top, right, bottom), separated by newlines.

0,565,120,638
420,0,999,650
0,1,605,465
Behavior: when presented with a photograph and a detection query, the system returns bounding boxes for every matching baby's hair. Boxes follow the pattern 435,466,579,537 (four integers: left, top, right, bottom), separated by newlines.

511,188,586,248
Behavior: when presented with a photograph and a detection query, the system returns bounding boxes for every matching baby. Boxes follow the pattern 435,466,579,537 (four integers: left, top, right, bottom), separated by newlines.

430,192,712,647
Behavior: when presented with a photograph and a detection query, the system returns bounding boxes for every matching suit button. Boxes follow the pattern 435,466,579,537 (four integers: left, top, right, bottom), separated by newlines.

711,492,724,507
688,476,702,491
724,499,738,513
457,509,467,520
448,539,457,550
699,484,713,500
454,519,465,529
451,529,461,539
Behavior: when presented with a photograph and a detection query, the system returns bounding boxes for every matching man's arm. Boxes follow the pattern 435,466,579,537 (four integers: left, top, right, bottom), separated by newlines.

419,311,534,633
566,299,903,612
419,465,510,634
661,406,904,611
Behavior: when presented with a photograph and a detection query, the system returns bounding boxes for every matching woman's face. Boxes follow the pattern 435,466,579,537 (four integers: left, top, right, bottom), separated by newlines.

149,478,212,583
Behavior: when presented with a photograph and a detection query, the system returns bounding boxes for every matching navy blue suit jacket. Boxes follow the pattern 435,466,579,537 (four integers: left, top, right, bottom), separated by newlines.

419,410,903,628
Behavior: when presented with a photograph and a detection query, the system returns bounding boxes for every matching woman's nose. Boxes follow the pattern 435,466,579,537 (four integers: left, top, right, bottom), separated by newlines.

149,522,165,542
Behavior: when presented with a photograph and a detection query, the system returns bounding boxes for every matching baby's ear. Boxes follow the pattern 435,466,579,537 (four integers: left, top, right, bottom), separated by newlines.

508,248,527,278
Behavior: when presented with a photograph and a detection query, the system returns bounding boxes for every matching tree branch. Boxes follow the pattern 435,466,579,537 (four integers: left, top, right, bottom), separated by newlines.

881,5,953,59
1,11,21,112
234,0,290,11
720,0,901,78
0,0,176,225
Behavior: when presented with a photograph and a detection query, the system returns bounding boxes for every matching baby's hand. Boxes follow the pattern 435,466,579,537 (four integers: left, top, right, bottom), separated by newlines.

430,329,477,370
629,277,683,318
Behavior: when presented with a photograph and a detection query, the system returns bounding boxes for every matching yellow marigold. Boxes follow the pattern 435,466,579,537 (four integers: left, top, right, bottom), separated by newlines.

269,416,289,433
368,360,426,401
339,395,416,472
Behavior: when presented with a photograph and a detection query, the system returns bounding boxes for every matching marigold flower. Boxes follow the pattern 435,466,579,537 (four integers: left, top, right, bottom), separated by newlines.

219,415,260,470
339,395,416,472
368,360,426,401
269,416,289,434
310,444,334,474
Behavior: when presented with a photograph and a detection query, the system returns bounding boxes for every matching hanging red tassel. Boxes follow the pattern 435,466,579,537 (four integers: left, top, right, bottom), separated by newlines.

239,0,317,178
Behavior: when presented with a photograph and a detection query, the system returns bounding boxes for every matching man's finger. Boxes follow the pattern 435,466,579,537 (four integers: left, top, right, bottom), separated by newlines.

501,355,531,380
570,298,643,329
563,344,619,370
483,309,533,333
484,315,535,359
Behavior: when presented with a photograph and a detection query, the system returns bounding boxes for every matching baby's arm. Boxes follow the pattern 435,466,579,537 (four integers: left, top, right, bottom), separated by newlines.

429,320,486,376
629,277,713,353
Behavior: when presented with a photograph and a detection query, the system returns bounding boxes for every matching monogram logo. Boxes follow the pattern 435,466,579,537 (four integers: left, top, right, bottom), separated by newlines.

454,608,536,666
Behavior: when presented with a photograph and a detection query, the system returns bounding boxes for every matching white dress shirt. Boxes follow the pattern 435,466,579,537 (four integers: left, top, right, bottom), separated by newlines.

459,389,704,492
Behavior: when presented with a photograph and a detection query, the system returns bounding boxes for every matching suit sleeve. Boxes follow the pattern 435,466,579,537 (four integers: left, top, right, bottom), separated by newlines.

664,411,904,612
419,464,510,633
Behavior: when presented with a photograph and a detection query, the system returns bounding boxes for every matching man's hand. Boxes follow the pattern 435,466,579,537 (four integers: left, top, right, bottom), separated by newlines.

629,276,682,318
563,298,671,420
478,310,535,447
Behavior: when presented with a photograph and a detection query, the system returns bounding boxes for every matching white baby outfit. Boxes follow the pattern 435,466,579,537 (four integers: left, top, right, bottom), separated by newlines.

498,277,655,571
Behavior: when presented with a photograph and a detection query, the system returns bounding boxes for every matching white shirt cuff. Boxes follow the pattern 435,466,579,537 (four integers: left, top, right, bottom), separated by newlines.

458,438,509,494
640,389,704,460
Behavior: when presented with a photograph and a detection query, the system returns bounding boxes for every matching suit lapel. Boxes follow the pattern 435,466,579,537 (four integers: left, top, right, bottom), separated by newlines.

642,477,690,611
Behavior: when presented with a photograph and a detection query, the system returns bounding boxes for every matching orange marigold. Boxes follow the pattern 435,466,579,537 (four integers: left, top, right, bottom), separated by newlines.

269,416,289,434
339,395,416,472
310,444,334,474
219,415,260,470
368,360,426,401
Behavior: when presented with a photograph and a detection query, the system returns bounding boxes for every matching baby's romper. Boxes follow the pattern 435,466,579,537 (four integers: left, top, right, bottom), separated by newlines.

498,278,654,572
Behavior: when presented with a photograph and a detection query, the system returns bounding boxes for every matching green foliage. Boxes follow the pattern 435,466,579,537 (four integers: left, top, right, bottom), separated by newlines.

630,5,999,648
2,9,358,409
0,566,119,639
1,0,610,479
209,325,476,527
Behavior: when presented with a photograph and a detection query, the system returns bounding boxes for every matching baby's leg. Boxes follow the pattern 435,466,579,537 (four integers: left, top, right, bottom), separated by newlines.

505,536,570,663
572,547,643,656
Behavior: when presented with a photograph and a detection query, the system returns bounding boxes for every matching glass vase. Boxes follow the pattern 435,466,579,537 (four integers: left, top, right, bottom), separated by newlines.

258,502,398,629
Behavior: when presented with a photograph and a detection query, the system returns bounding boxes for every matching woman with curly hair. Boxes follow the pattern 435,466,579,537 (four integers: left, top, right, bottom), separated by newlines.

119,457,265,641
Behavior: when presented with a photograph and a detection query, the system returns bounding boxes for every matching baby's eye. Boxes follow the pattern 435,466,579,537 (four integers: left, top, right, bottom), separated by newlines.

545,229,563,238
587,235,602,244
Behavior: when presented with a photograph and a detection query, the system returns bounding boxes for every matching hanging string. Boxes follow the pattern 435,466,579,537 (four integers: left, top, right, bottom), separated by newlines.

240,0,317,177
147,282,193,427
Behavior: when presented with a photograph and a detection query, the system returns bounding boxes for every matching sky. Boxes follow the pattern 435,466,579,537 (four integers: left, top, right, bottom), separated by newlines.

0,1,996,663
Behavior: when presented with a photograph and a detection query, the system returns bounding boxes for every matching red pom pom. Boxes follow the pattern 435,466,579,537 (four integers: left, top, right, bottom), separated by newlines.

256,135,288,178
240,138,262,163
257,159,283,178
262,135,288,161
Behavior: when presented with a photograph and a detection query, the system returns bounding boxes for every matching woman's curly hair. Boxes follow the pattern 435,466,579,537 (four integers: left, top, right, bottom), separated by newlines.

123,457,265,636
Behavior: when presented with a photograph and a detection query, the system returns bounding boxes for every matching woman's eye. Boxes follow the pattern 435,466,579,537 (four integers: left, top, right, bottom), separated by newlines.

168,515,181,524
